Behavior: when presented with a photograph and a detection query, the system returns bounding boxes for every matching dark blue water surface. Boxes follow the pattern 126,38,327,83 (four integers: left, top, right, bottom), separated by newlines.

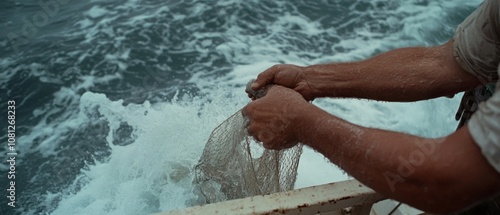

0,0,479,214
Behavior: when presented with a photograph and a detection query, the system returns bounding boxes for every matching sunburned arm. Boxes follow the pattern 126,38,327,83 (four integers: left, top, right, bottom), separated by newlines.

296,104,500,213
303,40,482,101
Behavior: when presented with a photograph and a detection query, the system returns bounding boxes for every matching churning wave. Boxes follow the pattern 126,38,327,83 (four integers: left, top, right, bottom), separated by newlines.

0,0,480,214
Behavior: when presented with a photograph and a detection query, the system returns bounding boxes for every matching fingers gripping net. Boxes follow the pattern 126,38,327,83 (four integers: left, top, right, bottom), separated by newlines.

194,110,303,203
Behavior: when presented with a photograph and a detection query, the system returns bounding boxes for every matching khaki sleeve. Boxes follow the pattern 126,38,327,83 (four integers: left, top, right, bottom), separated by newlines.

453,0,500,83
468,75,500,173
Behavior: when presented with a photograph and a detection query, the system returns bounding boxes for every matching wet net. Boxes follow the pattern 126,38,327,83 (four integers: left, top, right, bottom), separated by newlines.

193,82,303,204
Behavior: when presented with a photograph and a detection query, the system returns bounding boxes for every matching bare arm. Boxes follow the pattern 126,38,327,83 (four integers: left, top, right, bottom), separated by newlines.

295,103,500,213
252,40,481,101
244,86,500,213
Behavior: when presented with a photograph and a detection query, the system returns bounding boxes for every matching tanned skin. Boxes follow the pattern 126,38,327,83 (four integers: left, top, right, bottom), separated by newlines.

242,40,500,213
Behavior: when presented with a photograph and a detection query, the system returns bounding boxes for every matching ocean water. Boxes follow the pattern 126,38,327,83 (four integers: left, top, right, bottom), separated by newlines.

0,0,481,214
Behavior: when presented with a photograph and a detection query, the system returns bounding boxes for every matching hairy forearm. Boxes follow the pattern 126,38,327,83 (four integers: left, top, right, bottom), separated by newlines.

304,41,479,101
296,105,500,213
297,106,441,210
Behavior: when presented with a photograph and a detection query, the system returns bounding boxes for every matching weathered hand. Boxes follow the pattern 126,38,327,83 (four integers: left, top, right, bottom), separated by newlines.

242,85,311,150
246,64,317,101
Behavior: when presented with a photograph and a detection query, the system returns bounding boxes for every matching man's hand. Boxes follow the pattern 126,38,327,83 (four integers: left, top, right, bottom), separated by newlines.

249,41,481,102
242,85,311,150
247,64,317,101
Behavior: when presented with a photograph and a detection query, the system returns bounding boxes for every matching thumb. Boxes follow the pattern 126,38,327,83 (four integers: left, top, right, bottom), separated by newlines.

252,68,277,90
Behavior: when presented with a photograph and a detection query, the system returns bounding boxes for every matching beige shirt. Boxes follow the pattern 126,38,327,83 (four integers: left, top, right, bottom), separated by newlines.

453,0,500,173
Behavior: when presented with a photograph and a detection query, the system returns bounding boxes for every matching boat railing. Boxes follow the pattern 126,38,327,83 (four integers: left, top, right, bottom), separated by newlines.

156,179,386,215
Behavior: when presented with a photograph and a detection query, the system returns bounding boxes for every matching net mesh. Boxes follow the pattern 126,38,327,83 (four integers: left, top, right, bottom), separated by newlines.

194,109,303,203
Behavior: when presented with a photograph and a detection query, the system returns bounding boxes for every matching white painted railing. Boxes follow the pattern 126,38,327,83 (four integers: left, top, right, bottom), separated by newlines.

156,179,386,215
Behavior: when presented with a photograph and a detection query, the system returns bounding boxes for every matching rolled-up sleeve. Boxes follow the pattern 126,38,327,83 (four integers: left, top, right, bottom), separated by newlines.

453,0,500,83
454,0,500,173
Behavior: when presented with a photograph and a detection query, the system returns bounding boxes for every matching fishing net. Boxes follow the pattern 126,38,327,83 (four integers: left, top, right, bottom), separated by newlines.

193,81,303,204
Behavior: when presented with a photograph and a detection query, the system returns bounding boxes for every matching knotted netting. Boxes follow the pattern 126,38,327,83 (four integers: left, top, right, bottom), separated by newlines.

193,81,303,204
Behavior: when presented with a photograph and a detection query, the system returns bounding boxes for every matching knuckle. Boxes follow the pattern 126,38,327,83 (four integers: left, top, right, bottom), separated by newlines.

264,65,281,75
271,64,282,70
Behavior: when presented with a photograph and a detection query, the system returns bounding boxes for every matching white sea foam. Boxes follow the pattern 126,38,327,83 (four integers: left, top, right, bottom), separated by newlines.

43,0,482,214
50,90,245,215
87,6,109,19
14,73,122,158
